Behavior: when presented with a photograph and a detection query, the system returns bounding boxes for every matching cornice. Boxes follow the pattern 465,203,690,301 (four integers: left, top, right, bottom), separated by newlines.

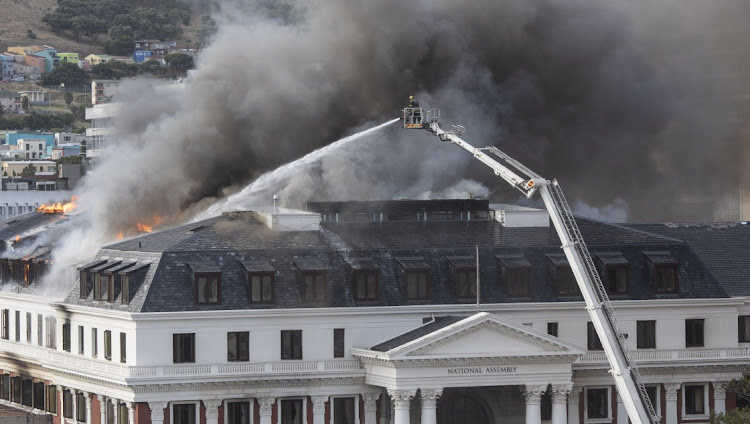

131,376,365,393
358,355,579,368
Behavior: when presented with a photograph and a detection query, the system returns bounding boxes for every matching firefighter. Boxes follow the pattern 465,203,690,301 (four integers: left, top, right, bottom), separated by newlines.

409,95,420,108
408,95,421,125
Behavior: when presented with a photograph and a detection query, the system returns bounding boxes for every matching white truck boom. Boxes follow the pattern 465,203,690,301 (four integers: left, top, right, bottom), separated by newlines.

402,106,658,424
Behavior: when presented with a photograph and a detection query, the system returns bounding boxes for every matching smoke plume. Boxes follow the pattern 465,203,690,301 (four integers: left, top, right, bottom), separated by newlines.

44,0,746,287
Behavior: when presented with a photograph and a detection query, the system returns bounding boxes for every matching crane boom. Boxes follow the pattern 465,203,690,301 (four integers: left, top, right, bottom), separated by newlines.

403,107,658,424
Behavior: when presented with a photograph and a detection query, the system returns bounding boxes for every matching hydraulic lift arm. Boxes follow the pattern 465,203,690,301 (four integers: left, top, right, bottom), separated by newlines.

403,107,659,424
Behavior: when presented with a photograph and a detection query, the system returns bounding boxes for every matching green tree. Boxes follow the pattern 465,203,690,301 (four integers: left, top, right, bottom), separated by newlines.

710,377,750,423
92,61,139,79
104,35,135,56
42,62,89,86
138,59,164,75
197,14,217,46
164,52,193,72
42,12,73,34
21,163,37,177
109,24,134,38
21,96,29,111
64,91,74,106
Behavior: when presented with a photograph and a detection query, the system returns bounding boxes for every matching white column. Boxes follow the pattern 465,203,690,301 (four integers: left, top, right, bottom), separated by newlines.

664,383,680,424
550,384,571,424
616,394,628,424
258,397,274,424
126,402,135,424
83,391,92,424
97,395,107,424
148,401,168,424
567,386,582,424
388,389,416,424
523,385,546,424
205,399,222,424
113,400,119,424
420,388,442,424
72,390,78,423
311,396,327,424
713,382,728,415
58,386,64,420
363,393,379,424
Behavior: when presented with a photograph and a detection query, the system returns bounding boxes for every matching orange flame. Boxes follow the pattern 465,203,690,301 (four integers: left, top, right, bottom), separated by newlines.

38,196,78,214
116,231,124,240
14,236,20,243
136,223,153,233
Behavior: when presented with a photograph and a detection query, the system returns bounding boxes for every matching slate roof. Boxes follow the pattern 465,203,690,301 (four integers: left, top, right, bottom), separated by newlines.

370,316,466,352
628,223,750,296
54,207,731,313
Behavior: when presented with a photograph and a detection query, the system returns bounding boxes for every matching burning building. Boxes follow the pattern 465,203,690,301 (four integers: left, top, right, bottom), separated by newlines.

0,199,747,424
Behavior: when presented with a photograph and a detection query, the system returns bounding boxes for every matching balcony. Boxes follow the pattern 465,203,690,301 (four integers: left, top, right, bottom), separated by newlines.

576,347,750,367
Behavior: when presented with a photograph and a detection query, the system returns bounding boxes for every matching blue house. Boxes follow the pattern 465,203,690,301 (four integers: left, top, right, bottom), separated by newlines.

133,50,153,63
6,133,55,148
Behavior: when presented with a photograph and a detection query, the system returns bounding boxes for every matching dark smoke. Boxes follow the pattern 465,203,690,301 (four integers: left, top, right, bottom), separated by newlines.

66,0,743,258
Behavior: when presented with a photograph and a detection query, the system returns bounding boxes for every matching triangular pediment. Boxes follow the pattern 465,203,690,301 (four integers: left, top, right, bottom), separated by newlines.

369,312,584,361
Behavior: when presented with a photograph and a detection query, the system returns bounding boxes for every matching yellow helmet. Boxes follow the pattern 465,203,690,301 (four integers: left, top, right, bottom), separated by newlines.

409,95,414,101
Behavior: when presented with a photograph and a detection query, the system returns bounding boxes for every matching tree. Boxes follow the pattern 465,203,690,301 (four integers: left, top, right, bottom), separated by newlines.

21,163,37,177
22,96,29,111
42,62,89,87
42,12,73,34
64,91,74,106
92,61,139,79
197,14,217,46
710,377,750,423
104,35,135,56
164,53,194,72
138,59,164,75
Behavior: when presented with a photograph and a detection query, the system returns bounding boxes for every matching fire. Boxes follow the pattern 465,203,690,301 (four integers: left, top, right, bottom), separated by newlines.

136,223,153,233
37,196,78,214
116,231,124,240
14,236,20,243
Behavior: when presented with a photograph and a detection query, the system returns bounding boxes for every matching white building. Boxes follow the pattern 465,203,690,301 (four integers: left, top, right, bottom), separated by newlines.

0,200,748,424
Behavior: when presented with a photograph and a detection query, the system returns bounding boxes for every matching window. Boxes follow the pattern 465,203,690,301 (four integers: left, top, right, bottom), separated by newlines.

587,322,603,351
684,384,706,415
107,400,115,424
281,330,302,360
353,270,378,301
104,330,112,360
92,328,98,357
120,332,126,363
334,328,345,358
10,376,20,403
62,322,71,352
547,322,558,337
21,378,32,407
280,399,304,424
79,270,88,298
226,401,251,424
14,310,19,341
645,386,659,417
173,403,196,424
605,265,628,294
195,273,220,304
63,389,73,419
121,274,130,305
302,271,327,302
45,385,57,413
654,264,678,293
506,266,531,297
637,320,656,349
93,273,101,300
103,274,114,302
118,403,129,424
77,392,86,422
0,374,8,400
1,309,7,340
456,268,477,298
586,387,609,419
45,316,56,348
333,397,356,424
227,332,249,362
37,315,42,346
686,319,704,347
405,270,429,300
249,273,274,303
557,266,578,295
173,333,195,363
739,315,750,343
78,326,84,354
541,389,552,421
33,381,43,409
25,313,31,343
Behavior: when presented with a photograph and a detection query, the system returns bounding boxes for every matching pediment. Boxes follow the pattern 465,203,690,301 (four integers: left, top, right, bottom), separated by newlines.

377,312,584,361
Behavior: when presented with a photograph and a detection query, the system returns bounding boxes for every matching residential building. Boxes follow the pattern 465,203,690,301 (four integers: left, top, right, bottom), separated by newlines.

85,102,119,159
11,62,41,78
51,144,82,160
15,139,49,160
2,160,55,176
31,47,59,73
57,53,79,64
134,40,177,50
54,132,84,146
5,134,54,150
6,45,43,57
0,199,748,424
17,91,50,106
0,91,22,113
84,54,112,66
91,80,121,105
133,50,153,63
23,55,46,74
2,52,24,63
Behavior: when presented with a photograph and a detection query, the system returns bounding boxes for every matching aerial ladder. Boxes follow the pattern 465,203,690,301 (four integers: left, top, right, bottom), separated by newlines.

402,107,659,424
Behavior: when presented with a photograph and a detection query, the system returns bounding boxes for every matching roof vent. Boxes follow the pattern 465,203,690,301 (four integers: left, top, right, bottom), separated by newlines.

491,204,549,228
223,207,321,232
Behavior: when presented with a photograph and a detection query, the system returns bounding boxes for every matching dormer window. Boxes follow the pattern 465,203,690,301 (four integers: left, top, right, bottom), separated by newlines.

397,258,430,301
348,258,379,302
448,257,477,299
498,255,531,298
644,252,678,294
77,259,107,299
547,254,579,296
294,259,328,303
595,253,629,295
195,273,221,304
242,260,276,304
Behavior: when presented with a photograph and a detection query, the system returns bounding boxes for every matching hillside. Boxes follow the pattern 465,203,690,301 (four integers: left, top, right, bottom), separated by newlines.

0,0,199,56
